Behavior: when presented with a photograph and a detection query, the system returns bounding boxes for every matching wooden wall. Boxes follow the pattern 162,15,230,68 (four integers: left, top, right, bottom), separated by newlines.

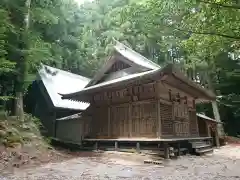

55,119,84,144
83,79,200,139
197,118,208,137
85,81,158,139
157,81,199,138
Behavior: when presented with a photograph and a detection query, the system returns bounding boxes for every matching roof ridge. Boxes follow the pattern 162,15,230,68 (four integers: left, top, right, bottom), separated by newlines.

113,40,160,69
41,64,91,81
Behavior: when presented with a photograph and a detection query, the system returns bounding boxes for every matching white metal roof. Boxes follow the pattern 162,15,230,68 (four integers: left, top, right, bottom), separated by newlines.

38,64,90,110
56,113,82,121
196,113,222,123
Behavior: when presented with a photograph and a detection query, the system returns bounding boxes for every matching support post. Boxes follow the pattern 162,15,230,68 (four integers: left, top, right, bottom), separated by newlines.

157,99,161,138
136,142,140,153
177,142,181,156
115,141,118,151
94,142,98,150
215,126,220,148
212,100,224,137
129,102,132,137
155,81,161,138
108,106,111,137
164,142,170,159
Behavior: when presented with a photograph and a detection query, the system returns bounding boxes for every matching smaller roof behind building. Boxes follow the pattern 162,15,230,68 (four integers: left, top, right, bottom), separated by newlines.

56,113,82,121
197,113,223,124
38,64,90,110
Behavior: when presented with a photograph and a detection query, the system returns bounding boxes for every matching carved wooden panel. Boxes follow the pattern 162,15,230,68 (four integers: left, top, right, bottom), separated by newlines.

139,83,156,100
111,88,131,103
173,103,188,119
160,103,173,136
173,117,190,137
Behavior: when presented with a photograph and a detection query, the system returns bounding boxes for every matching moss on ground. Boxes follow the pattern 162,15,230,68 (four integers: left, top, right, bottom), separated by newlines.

0,113,48,148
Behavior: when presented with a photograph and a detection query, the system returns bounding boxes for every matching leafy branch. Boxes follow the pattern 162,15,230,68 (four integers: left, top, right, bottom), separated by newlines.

175,28,240,40
198,0,240,10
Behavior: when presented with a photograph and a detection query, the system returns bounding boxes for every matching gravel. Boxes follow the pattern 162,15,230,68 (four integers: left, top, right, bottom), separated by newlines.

1,145,240,180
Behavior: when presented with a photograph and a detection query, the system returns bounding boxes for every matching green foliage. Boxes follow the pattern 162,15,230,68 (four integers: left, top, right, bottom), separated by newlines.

0,0,239,135
0,113,46,147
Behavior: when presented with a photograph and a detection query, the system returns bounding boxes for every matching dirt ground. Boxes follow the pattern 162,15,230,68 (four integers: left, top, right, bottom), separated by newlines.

1,145,240,180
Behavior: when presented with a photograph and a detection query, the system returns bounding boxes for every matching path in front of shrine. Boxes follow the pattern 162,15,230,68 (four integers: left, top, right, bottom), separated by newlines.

2,145,240,180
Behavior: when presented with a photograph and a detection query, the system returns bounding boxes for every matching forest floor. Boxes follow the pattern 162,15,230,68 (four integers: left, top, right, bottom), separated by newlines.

1,144,240,180
0,114,82,176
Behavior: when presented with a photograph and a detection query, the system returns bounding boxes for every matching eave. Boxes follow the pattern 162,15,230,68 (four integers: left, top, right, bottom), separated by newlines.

61,64,216,102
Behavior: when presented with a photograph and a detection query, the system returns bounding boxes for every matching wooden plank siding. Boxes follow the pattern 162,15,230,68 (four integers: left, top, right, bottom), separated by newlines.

160,103,173,136
83,80,200,139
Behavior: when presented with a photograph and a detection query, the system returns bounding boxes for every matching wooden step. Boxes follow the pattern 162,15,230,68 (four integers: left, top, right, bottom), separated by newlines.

192,144,212,149
196,148,213,155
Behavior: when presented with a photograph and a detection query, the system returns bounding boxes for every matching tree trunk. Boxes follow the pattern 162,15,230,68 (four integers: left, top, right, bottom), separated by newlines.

14,92,24,120
206,74,224,138
14,0,31,120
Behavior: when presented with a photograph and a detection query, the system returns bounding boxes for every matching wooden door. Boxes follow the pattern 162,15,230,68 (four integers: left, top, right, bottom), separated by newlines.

94,106,108,138
132,101,157,138
173,103,190,137
110,104,129,138
161,103,173,136
132,103,141,137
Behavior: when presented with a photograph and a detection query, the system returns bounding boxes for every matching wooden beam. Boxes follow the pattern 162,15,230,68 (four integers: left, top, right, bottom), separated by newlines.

164,142,170,159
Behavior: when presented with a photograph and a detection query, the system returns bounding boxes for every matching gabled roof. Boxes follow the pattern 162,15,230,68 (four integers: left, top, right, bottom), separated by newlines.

86,40,160,87
114,40,160,70
61,64,215,101
38,64,90,110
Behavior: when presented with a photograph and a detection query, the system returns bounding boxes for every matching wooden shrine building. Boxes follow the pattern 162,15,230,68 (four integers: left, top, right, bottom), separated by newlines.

60,41,218,157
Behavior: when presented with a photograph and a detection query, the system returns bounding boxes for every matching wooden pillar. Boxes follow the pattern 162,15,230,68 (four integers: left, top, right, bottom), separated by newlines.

136,142,140,153
129,103,132,137
215,124,220,148
157,99,161,138
207,123,211,137
164,142,170,159
155,81,161,138
212,100,224,137
115,141,118,151
177,142,181,156
94,142,98,150
108,106,111,137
